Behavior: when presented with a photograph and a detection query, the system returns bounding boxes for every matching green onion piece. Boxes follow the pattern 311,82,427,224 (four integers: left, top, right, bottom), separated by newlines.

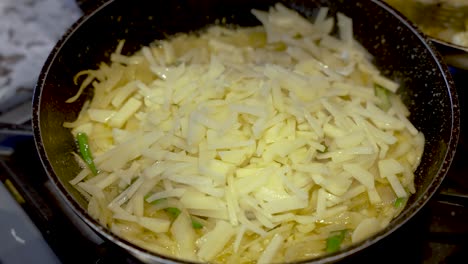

326,229,347,253
76,132,98,175
394,197,406,208
191,219,203,229
163,207,203,229
164,207,181,219
374,84,392,111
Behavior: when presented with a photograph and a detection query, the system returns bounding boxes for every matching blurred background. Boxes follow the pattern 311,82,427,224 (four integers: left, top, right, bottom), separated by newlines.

0,1,81,263
0,0,82,113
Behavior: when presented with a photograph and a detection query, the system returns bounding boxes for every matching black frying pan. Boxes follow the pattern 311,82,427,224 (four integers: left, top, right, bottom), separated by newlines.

32,0,460,263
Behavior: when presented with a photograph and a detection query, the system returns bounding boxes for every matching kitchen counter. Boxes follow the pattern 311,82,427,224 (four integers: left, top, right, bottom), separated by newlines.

0,0,82,112
0,1,82,263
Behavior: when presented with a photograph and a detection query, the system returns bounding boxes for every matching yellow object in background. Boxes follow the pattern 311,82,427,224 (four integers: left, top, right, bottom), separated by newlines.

385,0,468,47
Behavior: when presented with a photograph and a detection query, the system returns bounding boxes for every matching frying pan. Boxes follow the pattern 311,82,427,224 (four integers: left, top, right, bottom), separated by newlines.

31,0,460,263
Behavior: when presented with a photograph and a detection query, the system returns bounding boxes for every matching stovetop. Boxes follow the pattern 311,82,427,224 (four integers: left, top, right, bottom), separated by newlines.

0,1,467,263
0,69,467,264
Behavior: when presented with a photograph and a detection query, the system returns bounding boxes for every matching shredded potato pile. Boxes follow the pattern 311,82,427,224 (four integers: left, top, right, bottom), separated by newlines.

65,4,424,263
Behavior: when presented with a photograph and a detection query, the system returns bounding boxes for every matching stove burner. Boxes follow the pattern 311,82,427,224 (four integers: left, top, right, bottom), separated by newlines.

1,68,467,264
2,137,467,263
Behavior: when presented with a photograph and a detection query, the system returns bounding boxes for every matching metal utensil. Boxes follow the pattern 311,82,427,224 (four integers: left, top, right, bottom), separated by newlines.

428,1,468,69
385,0,468,69
428,2,468,31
